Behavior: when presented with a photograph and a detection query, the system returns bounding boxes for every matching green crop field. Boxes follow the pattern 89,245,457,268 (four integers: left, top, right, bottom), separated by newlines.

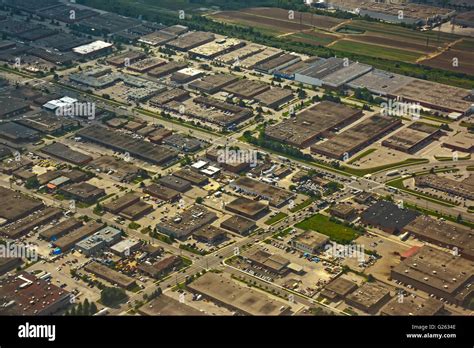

330,40,421,63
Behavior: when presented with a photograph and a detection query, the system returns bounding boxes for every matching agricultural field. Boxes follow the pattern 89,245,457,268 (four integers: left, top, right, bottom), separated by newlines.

420,40,474,75
210,8,474,69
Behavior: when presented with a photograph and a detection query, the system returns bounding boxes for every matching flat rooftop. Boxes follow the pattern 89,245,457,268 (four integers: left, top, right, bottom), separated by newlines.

392,79,472,113
187,272,290,315
346,281,391,310
231,177,294,207
254,88,294,107
266,101,362,148
166,31,215,51
139,295,205,315
216,42,265,65
392,246,473,295
348,69,414,95
361,200,419,233
380,296,444,316
188,74,239,93
312,115,401,159
41,142,92,165
77,126,178,165
225,197,269,219
157,204,217,239
383,123,441,153
223,79,270,99
0,186,44,222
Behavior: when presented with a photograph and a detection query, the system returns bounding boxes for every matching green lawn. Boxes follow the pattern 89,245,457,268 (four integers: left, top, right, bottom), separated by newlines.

295,213,360,244
264,212,288,225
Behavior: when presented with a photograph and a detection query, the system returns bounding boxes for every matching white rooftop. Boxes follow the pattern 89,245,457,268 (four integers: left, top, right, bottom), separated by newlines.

73,40,113,55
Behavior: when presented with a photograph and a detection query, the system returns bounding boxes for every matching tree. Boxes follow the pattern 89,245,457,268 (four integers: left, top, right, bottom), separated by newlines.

89,302,98,315
83,299,90,315
195,197,204,204
100,287,128,306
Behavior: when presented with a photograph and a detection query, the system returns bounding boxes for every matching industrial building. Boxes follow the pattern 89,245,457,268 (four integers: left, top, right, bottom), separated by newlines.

380,296,444,316
246,249,290,275
239,47,283,69
220,215,256,236
165,31,215,52
0,122,40,143
254,88,294,109
193,225,227,244
187,272,291,315
41,142,93,165
138,295,204,316
157,175,192,193
188,74,239,94
72,40,113,58
53,221,105,252
138,31,176,46
110,238,142,257
215,42,265,65
171,67,205,84
39,218,83,241
137,255,182,279
147,61,188,78
162,134,202,153
156,205,217,239
0,186,44,223
106,51,146,67
230,177,295,207
188,38,244,60
60,182,105,204
87,155,144,183
391,246,474,307
325,0,455,26
128,57,166,73
75,226,122,256
414,174,474,200
0,272,71,315
183,96,253,128
172,169,208,186
382,122,443,154
360,200,419,234
291,230,330,254
266,101,362,148
255,53,301,75
346,281,392,314
223,79,271,99
149,88,190,106
0,96,30,119
77,126,179,165
103,193,141,214
225,197,269,220
442,132,474,153
311,115,402,160
320,276,358,302
0,207,62,239
84,261,136,290
144,184,181,202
